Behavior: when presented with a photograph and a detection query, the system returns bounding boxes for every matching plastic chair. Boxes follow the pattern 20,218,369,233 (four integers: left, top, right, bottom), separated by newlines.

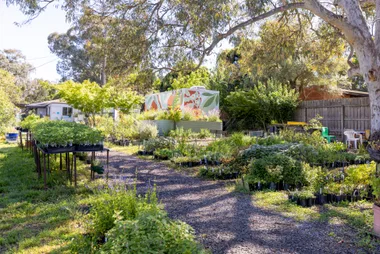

321,127,336,143
344,130,361,149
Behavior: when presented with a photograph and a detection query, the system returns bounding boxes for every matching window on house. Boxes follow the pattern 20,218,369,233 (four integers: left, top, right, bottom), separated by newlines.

63,107,73,116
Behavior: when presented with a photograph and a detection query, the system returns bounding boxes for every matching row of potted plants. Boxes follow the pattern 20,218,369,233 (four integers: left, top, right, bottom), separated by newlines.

31,121,104,153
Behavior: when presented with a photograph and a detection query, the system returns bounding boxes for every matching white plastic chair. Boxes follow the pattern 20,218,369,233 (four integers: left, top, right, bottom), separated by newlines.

344,130,361,149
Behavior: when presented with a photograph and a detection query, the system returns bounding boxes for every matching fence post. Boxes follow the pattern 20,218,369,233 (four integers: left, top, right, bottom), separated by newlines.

304,107,307,122
341,105,345,141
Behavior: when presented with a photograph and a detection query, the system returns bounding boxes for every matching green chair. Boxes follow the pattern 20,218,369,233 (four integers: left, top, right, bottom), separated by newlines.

321,127,336,143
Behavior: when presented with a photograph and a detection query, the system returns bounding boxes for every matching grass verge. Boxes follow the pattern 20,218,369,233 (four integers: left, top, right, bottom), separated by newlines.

104,142,139,155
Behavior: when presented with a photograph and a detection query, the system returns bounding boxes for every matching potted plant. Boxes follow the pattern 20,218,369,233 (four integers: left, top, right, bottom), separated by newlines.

91,160,104,174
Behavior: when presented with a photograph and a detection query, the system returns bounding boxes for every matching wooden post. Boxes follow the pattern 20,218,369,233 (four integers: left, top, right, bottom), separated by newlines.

43,153,47,190
37,150,41,178
73,153,77,187
47,154,50,174
304,107,308,122
341,105,345,142
19,130,23,150
60,153,62,171
66,153,72,184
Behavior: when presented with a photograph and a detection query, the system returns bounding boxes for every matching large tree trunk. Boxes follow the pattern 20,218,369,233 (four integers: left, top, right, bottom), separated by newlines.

367,81,380,132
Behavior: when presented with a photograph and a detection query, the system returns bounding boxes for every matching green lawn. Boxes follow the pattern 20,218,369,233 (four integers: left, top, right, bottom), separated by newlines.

0,143,92,253
104,142,139,155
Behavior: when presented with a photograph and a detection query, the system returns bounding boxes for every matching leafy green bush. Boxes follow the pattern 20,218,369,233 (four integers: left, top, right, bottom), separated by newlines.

197,129,212,139
345,162,375,193
101,210,206,254
154,148,174,159
138,123,158,140
144,137,176,152
20,114,48,130
168,127,193,140
225,79,299,129
248,153,304,185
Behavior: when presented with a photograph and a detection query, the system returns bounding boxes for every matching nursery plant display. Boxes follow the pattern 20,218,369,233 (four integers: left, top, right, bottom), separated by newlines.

32,121,104,152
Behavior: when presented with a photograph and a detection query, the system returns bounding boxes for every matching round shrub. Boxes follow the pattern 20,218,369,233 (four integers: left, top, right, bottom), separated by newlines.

138,123,158,140
248,153,304,185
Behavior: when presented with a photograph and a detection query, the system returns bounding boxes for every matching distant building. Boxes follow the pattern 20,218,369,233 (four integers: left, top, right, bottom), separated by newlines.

300,86,368,101
25,99,84,122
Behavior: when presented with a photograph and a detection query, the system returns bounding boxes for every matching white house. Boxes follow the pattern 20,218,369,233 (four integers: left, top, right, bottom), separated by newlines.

25,100,84,122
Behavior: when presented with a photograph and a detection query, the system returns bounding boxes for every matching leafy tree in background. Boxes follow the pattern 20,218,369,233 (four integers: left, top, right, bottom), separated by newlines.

104,84,144,114
24,79,59,103
0,49,32,100
170,68,211,90
217,20,347,92
0,69,18,133
58,80,144,125
48,7,150,85
0,69,21,103
106,70,158,95
0,89,15,133
9,0,380,132
58,80,108,126
226,79,299,130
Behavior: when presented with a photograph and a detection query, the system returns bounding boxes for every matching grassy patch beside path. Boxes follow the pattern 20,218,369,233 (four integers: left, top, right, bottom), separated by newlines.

104,142,139,155
0,143,90,253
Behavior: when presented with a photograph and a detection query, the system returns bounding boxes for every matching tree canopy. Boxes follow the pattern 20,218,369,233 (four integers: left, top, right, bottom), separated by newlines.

217,20,348,90
9,0,380,131
58,80,144,125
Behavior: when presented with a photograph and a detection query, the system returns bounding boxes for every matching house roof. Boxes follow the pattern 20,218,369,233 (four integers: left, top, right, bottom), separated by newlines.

341,89,368,97
26,99,68,108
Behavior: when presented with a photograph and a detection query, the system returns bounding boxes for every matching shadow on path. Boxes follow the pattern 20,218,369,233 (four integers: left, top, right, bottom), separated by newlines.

99,151,362,254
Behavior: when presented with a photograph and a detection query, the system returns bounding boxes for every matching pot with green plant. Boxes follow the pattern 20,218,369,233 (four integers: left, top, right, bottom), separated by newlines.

293,190,315,207
91,160,104,174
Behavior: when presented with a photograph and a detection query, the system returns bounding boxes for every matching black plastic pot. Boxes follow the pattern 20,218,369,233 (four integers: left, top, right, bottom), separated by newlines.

299,198,307,207
44,146,75,154
334,195,342,203
315,194,326,205
76,144,104,152
327,194,333,203
307,198,315,207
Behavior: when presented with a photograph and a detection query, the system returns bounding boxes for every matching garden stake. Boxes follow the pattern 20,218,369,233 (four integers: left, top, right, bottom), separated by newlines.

60,153,62,170
73,153,77,187
47,154,50,174
19,130,23,150
43,153,47,190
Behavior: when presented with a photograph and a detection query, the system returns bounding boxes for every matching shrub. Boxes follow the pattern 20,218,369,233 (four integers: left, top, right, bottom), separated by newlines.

206,109,221,122
137,110,158,120
168,127,192,140
345,162,375,192
138,123,158,140
225,79,299,129
100,210,205,254
144,137,176,152
198,129,212,139
93,115,114,138
248,153,304,185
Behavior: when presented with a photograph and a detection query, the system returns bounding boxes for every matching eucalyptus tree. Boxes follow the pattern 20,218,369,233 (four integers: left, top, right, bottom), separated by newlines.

7,0,380,131
48,7,150,85
217,20,348,91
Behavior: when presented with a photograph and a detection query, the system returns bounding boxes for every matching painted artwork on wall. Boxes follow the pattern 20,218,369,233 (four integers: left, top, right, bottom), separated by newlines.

145,88,219,114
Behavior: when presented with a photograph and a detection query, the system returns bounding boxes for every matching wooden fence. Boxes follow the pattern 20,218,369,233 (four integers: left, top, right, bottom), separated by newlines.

294,97,370,140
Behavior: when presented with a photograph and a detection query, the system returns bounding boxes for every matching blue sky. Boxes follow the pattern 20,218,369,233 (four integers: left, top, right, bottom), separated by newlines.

0,2,70,81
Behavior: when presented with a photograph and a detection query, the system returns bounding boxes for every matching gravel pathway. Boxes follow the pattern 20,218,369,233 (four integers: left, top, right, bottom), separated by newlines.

100,151,366,254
